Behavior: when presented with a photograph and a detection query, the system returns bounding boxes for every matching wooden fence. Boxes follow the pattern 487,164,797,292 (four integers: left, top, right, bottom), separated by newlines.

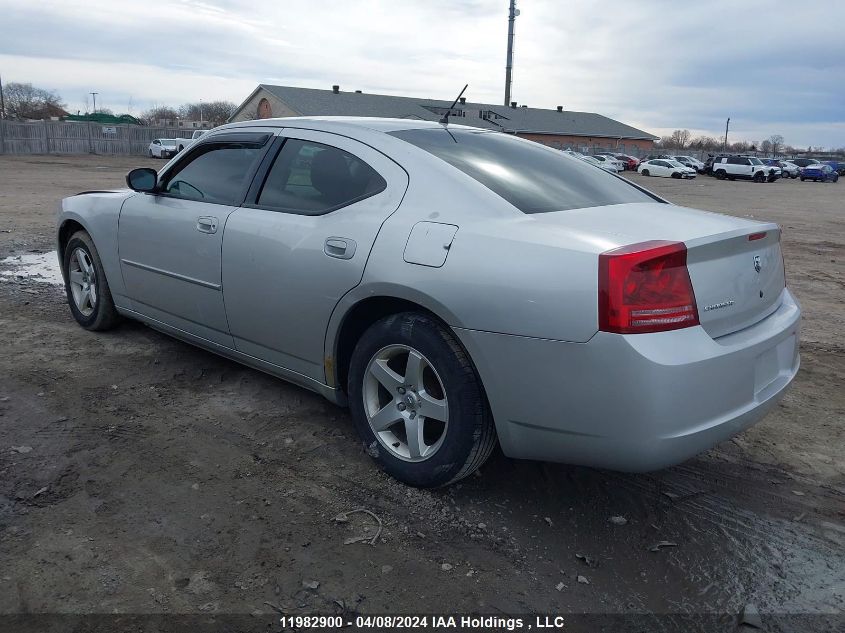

0,120,202,156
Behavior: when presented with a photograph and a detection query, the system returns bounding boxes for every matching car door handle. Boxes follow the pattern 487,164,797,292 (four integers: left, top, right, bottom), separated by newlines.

197,216,218,234
324,237,356,260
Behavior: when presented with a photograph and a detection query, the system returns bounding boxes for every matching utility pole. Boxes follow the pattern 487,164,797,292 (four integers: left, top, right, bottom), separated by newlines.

724,117,730,151
90,92,98,114
0,73,5,119
200,99,204,123
504,0,519,106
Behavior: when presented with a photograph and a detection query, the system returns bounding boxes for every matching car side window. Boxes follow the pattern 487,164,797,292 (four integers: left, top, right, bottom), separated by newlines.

161,143,265,205
256,139,387,215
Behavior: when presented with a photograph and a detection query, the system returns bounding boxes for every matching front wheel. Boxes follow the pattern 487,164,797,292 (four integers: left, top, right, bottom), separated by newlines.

641,169,649,176
63,231,120,331
348,312,496,488
671,172,680,179
754,171,765,183
715,169,726,180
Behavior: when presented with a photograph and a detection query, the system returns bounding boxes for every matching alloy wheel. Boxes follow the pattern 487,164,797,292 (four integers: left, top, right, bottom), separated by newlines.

68,247,97,317
362,344,449,462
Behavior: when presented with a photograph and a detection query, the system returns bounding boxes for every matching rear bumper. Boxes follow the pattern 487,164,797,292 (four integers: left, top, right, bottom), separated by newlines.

454,288,801,472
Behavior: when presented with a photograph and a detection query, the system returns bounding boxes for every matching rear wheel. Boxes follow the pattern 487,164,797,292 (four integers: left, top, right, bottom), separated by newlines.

63,231,120,331
348,312,496,488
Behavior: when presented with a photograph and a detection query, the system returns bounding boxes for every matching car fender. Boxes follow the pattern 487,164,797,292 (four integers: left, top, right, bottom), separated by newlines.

57,190,135,305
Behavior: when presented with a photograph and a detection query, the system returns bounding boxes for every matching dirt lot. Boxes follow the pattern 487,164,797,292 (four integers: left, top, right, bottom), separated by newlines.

0,155,843,632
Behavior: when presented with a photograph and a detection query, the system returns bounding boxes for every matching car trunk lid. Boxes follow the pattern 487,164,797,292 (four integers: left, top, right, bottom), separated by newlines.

685,227,784,338
530,202,785,338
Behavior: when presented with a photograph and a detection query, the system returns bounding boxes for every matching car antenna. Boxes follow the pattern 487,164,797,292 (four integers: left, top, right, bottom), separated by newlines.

440,84,468,125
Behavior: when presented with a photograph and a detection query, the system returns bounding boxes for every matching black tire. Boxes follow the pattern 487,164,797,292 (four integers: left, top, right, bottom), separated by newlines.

753,171,764,183
148,149,154,158
715,169,726,180
641,169,649,176
63,230,120,331
671,172,680,179
347,312,496,488
800,177,805,181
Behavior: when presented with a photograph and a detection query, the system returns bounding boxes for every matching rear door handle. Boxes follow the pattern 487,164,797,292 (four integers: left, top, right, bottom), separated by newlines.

324,237,357,260
197,216,218,234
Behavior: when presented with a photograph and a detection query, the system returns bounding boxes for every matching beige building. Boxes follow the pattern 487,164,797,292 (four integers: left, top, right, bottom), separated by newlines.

231,84,657,154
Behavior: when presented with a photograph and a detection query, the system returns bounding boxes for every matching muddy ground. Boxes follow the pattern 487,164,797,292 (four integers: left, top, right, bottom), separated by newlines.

0,155,843,632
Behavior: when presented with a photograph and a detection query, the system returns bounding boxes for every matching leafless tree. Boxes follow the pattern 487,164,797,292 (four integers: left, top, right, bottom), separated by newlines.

658,135,675,148
760,139,773,155
768,134,784,156
140,105,179,125
691,135,720,151
4,82,66,119
670,129,691,149
177,101,237,123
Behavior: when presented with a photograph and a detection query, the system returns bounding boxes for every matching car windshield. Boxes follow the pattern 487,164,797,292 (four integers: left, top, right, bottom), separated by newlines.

389,128,656,213
749,158,763,165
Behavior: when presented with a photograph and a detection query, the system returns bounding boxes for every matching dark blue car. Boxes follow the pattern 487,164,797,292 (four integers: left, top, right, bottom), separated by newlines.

823,160,845,176
801,164,839,182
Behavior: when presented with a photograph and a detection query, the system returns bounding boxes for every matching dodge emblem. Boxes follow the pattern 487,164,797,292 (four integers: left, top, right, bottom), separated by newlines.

753,255,762,273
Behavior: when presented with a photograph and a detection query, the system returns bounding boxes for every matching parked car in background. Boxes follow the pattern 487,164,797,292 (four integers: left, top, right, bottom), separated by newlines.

175,130,208,153
598,153,639,170
711,156,780,182
56,116,800,487
766,159,798,178
638,159,697,179
787,158,821,169
148,139,179,159
822,160,845,176
672,155,705,172
579,155,617,173
591,155,625,172
801,164,839,182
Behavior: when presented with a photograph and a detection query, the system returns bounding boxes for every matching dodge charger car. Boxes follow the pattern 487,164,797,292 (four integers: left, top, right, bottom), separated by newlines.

56,117,801,488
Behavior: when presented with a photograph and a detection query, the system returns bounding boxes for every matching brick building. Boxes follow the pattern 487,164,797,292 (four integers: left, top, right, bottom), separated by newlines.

230,84,657,154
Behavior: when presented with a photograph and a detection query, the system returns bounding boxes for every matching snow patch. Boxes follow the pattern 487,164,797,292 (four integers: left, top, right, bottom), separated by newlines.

0,251,64,286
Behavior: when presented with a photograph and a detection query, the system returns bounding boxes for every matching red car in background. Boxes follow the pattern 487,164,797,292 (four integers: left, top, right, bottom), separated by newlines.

597,153,639,170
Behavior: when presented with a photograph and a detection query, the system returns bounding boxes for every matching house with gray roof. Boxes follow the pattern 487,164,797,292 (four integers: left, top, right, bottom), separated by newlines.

230,84,657,154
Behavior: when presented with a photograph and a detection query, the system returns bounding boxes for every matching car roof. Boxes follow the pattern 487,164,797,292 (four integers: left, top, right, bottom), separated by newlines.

222,116,475,135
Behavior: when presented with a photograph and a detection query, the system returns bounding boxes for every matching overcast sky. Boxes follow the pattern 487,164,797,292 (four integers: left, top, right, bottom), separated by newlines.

1,0,843,148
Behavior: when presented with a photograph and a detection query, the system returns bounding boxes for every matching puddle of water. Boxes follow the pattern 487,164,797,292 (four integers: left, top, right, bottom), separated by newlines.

0,251,64,286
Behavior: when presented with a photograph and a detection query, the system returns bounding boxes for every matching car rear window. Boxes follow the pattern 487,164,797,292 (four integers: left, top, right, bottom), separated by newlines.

388,128,657,213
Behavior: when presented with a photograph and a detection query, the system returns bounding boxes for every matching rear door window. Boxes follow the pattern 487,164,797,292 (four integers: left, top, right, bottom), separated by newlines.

256,139,386,215
389,128,656,213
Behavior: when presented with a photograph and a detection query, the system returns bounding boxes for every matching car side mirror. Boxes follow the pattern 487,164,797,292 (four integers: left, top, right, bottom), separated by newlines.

126,167,158,192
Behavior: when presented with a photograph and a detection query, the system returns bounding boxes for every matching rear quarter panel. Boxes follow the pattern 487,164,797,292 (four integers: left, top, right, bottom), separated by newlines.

340,162,605,344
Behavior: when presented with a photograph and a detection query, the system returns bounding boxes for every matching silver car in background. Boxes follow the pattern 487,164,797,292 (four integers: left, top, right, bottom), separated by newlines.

57,117,801,487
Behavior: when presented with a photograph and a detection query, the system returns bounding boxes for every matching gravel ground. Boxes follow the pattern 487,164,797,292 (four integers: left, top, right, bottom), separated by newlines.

0,155,843,632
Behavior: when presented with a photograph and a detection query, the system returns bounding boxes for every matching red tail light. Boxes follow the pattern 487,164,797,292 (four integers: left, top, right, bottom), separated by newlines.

599,241,699,334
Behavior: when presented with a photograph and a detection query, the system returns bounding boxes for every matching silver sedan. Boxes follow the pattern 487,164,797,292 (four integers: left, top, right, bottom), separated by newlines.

56,117,801,487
